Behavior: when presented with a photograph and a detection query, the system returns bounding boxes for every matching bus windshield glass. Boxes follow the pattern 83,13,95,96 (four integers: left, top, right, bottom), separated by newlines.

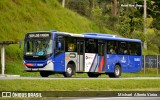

24,39,53,56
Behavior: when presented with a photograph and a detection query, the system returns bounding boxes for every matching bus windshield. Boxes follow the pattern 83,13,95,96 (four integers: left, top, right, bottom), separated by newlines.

24,39,53,56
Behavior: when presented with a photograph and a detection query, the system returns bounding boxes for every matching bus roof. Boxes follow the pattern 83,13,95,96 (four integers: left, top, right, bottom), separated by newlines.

83,33,142,42
26,31,141,42
84,33,118,38
54,32,84,37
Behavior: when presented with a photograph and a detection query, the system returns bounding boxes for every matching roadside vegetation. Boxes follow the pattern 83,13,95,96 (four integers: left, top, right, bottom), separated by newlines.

62,0,160,55
0,79,160,91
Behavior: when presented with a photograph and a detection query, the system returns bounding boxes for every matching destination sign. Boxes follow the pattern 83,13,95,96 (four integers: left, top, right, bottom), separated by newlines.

27,33,51,38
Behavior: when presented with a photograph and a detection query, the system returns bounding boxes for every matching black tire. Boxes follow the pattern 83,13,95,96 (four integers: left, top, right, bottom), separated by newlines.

63,64,74,77
108,65,121,78
88,72,99,78
40,71,50,77
108,73,114,78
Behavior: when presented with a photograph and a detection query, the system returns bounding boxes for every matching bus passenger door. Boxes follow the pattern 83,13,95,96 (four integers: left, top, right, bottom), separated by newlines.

53,35,65,72
98,42,106,73
77,40,85,72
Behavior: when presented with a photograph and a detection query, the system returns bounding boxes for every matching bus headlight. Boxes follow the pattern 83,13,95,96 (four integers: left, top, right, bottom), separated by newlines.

47,59,52,64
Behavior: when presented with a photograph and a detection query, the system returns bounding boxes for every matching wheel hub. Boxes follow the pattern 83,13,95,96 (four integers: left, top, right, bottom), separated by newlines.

115,67,120,76
67,67,72,74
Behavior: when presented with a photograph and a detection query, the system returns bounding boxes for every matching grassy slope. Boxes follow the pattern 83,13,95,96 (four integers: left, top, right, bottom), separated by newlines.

0,0,113,75
0,0,113,41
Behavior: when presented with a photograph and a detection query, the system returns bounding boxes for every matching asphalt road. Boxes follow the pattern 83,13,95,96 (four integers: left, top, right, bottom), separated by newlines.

1,76,160,80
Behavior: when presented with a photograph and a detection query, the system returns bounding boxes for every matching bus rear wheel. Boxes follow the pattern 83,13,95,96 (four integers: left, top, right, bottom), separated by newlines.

63,64,74,77
40,71,50,77
88,72,99,78
108,65,121,78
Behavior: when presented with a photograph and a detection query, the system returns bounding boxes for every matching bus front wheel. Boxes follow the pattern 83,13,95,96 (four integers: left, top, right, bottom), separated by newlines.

40,71,50,77
63,64,74,77
108,65,121,78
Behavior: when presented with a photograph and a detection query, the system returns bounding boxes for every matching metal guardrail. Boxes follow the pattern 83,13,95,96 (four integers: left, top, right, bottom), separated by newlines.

142,55,160,75
143,55,160,68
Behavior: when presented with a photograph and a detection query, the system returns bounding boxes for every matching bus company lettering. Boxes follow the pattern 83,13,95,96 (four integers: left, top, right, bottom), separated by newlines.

85,54,95,61
134,58,140,61
85,53,95,72
69,53,76,58
86,56,92,60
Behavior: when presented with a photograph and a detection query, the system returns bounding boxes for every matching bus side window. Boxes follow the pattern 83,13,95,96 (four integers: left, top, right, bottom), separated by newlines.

85,39,97,53
134,43,141,56
128,42,141,56
65,37,77,52
118,41,128,55
107,41,117,54
128,43,134,55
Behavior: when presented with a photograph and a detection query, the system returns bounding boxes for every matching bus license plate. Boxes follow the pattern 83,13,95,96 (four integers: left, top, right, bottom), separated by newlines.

32,68,38,71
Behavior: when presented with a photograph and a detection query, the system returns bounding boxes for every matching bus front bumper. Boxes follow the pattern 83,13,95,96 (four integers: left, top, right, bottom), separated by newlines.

24,62,54,72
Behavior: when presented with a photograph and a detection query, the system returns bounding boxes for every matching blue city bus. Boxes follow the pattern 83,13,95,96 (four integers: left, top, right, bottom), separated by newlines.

23,31,142,78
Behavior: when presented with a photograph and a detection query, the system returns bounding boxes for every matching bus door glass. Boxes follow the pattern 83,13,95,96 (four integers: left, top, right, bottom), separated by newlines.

54,35,65,72
98,41,106,73
77,39,85,71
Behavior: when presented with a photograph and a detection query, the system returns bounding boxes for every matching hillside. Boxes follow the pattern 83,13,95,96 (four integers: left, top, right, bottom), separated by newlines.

0,0,112,41
0,0,114,75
